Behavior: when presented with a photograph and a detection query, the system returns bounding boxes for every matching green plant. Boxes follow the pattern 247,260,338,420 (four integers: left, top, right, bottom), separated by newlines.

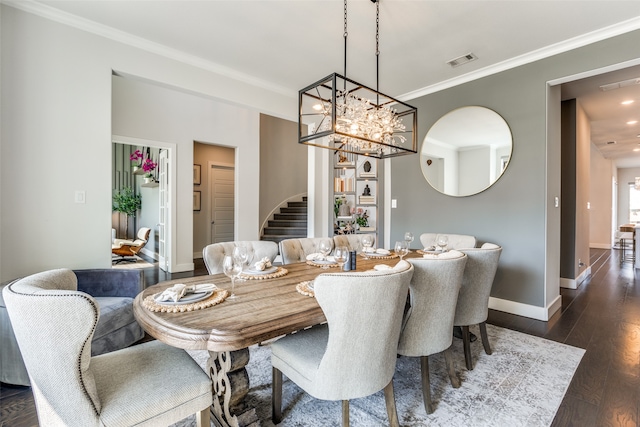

112,187,142,239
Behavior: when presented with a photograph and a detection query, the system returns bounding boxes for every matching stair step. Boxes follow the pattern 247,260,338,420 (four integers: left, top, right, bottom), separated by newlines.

268,220,307,227
274,213,307,221
280,207,307,214
287,201,308,208
263,227,307,236
261,235,307,244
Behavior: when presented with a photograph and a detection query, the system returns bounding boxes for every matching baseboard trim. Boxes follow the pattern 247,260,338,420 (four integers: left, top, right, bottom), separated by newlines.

590,243,611,249
489,294,562,321
140,248,158,261
172,262,195,273
560,265,591,289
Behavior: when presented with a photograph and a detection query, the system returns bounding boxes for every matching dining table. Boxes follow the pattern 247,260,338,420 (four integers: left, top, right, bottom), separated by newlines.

133,250,420,427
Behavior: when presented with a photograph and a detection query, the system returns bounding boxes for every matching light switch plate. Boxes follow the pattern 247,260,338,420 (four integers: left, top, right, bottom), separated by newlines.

75,190,86,204
391,199,397,208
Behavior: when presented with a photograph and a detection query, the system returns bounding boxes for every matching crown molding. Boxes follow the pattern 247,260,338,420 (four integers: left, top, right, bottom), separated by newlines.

397,15,640,102
2,0,296,99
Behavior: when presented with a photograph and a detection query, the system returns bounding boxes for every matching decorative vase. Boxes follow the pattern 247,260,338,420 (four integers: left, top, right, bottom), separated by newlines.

144,177,154,184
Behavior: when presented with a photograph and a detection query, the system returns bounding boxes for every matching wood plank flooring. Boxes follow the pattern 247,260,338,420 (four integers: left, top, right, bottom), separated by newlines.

2,249,639,426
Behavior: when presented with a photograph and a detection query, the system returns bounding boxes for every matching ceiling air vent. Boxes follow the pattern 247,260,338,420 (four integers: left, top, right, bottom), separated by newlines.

446,53,478,68
599,77,640,91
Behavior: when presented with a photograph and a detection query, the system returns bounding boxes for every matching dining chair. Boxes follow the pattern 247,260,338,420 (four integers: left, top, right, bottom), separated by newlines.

278,237,334,264
454,243,502,370
3,268,213,427
203,240,278,274
419,233,476,250
333,234,373,252
397,251,467,414
271,263,414,426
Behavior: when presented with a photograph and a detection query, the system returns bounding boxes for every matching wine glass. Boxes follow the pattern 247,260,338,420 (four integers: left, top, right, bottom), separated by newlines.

361,234,374,259
222,255,242,300
318,239,333,269
437,235,449,252
232,246,249,281
334,246,349,270
404,232,414,251
394,241,409,260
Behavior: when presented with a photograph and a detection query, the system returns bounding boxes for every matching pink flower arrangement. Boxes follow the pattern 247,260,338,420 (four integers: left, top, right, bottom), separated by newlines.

130,149,143,165
142,158,157,178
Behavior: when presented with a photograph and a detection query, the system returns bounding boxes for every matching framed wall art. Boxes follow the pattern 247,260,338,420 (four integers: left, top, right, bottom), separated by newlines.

193,164,201,185
193,191,201,211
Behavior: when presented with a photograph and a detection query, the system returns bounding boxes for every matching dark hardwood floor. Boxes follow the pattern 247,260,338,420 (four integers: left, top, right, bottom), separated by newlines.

1,249,639,426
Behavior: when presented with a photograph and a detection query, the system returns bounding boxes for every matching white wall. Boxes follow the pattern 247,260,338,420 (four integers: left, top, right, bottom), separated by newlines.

0,5,294,280
589,142,614,248
617,167,640,226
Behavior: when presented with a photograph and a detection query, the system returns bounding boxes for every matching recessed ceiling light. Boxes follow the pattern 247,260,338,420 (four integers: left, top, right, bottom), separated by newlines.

622,100,635,105
628,120,638,125
634,148,640,152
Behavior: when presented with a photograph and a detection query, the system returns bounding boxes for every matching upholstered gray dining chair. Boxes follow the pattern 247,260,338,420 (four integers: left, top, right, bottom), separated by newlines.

278,237,334,264
271,263,414,426
3,268,213,427
398,252,467,414
0,268,145,386
454,243,503,370
203,240,278,274
420,233,476,250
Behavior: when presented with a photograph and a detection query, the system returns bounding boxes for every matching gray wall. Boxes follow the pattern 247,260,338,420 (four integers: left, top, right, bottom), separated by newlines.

389,28,640,309
259,114,308,227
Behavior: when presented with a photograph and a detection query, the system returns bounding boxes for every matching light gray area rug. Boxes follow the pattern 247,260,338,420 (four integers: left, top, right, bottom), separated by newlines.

173,324,584,427
111,255,155,270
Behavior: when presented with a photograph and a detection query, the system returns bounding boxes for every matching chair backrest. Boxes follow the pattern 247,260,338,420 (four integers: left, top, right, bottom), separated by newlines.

278,237,334,264
333,234,374,252
202,241,278,274
398,252,467,357
2,269,102,426
454,243,502,326
420,233,476,250
129,227,151,255
312,263,413,399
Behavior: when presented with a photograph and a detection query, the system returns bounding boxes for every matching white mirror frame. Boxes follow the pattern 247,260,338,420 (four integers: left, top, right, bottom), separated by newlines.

420,106,512,197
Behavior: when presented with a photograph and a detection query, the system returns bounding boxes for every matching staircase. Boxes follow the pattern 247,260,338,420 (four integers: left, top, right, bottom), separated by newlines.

261,197,307,245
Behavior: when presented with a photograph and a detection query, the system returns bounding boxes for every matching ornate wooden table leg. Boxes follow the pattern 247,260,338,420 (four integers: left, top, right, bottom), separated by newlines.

207,348,260,427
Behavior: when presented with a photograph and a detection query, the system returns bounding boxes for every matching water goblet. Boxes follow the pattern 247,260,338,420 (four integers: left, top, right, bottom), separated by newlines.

222,255,242,300
318,239,333,269
361,234,374,259
334,246,349,270
404,232,414,248
233,246,249,281
394,241,409,261
437,235,449,252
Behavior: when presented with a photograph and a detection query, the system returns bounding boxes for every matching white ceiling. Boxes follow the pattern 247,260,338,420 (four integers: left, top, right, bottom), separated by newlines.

12,0,640,167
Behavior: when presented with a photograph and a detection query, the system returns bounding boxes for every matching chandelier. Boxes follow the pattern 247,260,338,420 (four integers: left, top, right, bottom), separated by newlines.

298,0,417,159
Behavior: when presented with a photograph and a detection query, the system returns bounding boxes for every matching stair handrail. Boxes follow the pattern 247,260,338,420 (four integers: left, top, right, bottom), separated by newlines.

260,192,308,238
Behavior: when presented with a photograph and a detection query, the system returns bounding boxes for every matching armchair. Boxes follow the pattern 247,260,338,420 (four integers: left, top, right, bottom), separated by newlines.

112,227,151,263
0,268,144,386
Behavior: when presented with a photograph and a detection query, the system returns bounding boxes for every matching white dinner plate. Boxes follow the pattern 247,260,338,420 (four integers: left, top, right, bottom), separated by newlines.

154,291,213,306
245,266,278,275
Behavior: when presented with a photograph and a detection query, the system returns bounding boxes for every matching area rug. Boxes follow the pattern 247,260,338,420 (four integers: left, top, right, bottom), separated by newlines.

173,324,585,427
111,256,155,269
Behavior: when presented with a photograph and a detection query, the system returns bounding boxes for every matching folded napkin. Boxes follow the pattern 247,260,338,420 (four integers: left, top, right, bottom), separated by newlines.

422,250,464,260
373,260,410,271
423,246,437,251
253,257,273,271
155,283,217,303
376,248,391,255
306,253,325,261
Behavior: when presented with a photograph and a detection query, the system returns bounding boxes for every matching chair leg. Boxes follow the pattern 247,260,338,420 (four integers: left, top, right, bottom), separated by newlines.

442,347,460,388
479,322,492,355
420,356,434,414
462,326,473,370
383,379,400,427
272,367,283,424
342,400,349,427
195,407,211,427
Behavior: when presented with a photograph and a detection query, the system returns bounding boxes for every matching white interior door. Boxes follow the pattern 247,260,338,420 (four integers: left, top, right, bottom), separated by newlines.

158,149,169,271
210,165,235,243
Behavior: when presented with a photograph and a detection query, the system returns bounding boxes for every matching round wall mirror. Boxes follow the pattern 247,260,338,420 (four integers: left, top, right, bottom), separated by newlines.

420,106,512,197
